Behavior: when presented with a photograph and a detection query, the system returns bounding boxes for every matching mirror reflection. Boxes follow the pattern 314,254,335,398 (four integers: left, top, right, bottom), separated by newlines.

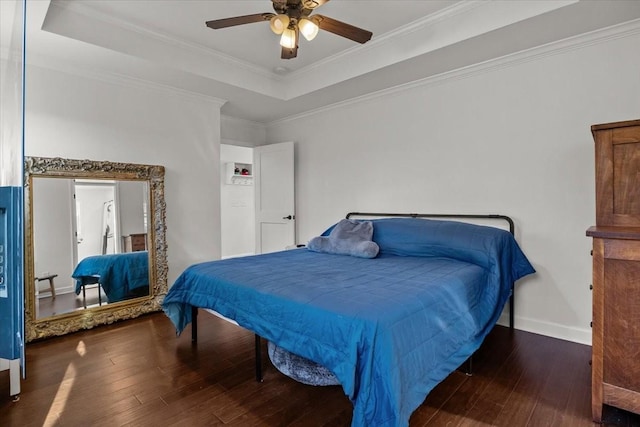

24,156,167,342
33,177,150,319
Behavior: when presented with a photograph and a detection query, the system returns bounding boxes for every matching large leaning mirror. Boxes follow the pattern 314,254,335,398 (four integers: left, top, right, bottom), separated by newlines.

24,156,167,341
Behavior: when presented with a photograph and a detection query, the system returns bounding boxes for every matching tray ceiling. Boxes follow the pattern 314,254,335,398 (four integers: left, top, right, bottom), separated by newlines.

3,0,640,123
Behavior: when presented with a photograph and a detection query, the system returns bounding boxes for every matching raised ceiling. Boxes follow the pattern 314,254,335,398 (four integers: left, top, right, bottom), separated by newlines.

4,0,640,123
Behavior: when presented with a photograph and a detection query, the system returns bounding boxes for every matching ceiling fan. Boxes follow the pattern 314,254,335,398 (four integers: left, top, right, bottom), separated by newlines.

205,0,373,59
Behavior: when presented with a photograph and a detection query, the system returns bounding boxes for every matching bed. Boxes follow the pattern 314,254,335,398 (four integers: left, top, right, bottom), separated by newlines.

72,251,149,303
162,213,535,427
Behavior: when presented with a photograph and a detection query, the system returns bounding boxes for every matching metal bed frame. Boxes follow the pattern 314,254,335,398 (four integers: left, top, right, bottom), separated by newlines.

190,212,518,382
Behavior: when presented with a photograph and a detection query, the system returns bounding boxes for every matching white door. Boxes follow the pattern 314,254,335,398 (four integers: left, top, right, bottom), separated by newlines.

254,141,295,254
73,181,119,264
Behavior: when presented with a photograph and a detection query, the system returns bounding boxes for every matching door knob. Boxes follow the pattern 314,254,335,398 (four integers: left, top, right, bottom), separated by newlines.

283,215,293,220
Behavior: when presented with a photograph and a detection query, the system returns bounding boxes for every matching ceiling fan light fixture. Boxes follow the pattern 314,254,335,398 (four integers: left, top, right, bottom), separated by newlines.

280,27,297,49
269,14,290,35
298,17,319,41
205,3,373,60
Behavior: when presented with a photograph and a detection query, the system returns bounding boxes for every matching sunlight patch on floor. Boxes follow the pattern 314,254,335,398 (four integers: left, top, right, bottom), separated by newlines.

43,363,77,426
76,340,87,357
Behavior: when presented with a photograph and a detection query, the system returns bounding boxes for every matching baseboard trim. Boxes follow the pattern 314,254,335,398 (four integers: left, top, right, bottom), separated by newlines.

36,286,75,299
497,313,592,345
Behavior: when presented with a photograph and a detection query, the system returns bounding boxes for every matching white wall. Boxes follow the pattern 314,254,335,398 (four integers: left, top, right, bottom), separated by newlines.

0,0,24,186
32,177,74,292
25,65,224,285
220,144,255,258
118,180,147,237
266,32,640,344
221,115,266,147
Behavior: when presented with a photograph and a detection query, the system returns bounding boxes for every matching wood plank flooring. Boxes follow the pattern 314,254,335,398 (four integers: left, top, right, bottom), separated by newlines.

36,287,104,319
1,310,639,426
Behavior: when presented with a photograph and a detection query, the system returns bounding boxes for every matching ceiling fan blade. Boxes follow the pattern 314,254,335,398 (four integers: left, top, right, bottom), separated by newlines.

314,15,372,44
206,13,274,30
281,45,298,59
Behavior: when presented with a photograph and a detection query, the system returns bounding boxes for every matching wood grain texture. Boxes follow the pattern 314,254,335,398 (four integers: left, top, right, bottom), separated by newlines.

2,312,640,426
605,239,640,261
603,259,640,391
592,238,606,423
590,119,640,422
603,384,640,416
593,120,640,227
591,119,640,133
612,125,640,144
612,142,640,216
590,237,640,421
595,128,615,225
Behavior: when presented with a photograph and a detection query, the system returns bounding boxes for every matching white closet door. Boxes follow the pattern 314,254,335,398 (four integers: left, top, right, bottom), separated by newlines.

254,141,295,254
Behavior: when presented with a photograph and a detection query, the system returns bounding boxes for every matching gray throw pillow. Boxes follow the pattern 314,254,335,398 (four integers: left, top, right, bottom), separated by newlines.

308,219,379,258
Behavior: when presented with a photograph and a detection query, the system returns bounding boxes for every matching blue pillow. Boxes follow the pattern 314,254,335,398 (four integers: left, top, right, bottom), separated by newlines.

371,217,497,266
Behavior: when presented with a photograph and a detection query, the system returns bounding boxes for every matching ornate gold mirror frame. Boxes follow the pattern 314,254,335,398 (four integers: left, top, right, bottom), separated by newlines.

24,157,167,341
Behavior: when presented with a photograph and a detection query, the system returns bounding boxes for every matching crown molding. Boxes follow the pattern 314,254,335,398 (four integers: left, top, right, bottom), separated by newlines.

49,0,482,89
221,114,266,131
287,1,483,80
283,0,579,100
39,0,585,102
221,138,261,148
26,50,227,107
221,115,267,147
43,1,285,99
268,18,640,127
53,0,277,81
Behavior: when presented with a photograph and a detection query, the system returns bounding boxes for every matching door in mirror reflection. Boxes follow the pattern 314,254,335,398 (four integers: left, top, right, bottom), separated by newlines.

74,180,119,260
32,177,150,319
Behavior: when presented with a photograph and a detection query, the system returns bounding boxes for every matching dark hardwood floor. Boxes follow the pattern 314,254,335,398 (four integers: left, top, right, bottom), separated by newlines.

1,310,638,426
37,287,104,319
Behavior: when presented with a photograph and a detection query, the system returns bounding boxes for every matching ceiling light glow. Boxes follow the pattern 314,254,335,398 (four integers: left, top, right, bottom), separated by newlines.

269,14,290,35
298,18,319,41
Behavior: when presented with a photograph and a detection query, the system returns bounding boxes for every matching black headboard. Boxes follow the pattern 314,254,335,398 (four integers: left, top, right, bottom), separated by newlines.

345,212,515,235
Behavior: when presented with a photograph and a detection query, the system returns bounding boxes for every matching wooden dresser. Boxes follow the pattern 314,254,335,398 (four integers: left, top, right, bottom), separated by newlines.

123,233,147,252
586,119,640,422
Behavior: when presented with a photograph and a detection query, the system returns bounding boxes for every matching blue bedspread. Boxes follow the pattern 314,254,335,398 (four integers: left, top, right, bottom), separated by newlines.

162,218,534,426
72,251,149,302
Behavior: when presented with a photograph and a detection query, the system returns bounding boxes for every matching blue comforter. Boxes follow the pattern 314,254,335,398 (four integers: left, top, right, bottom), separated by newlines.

162,218,534,426
72,251,149,302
